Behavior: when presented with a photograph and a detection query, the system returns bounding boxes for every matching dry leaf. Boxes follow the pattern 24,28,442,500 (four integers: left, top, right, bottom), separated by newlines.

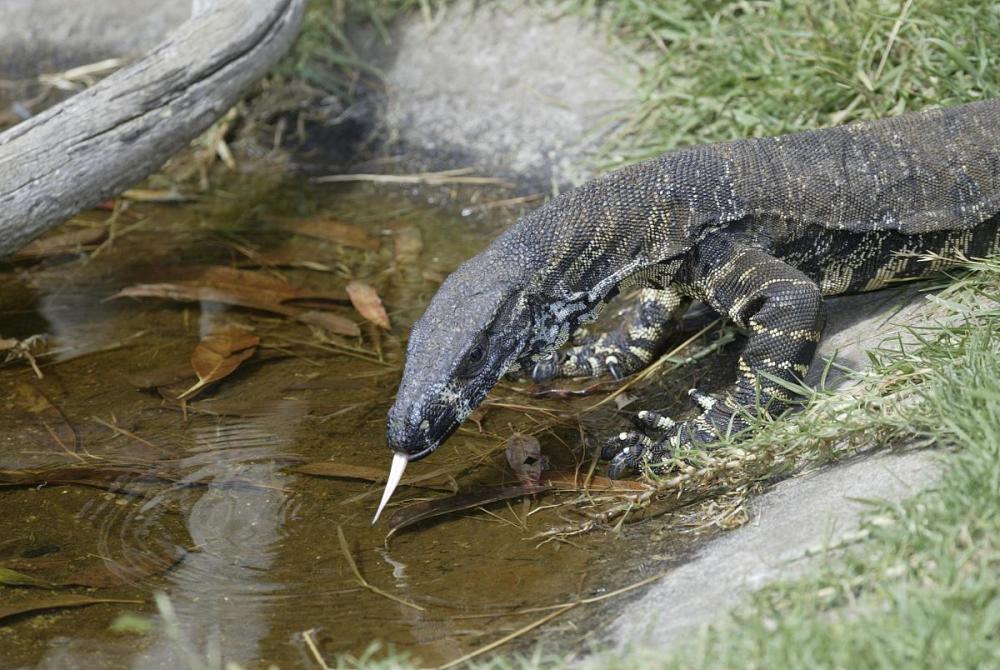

0,567,54,588
274,217,379,251
386,485,548,537
12,383,78,456
297,310,361,337
505,433,543,486
0,596,142,624
13,227,107,260
345,281,390,330
179,327,259,399
110,266,348,311
0,338,17,351
393,225,423,264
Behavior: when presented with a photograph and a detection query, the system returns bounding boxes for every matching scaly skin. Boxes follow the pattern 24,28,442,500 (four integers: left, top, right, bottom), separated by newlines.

386,99,1000,477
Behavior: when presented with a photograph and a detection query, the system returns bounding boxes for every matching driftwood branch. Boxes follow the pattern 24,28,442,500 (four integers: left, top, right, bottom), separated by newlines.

0,0,306,258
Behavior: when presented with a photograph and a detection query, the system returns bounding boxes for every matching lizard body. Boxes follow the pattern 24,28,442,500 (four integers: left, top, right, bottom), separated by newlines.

386,99,1000,476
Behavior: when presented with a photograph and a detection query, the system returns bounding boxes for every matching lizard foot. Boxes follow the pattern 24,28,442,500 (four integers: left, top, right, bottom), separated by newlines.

530,336,647,383
604,388,722,479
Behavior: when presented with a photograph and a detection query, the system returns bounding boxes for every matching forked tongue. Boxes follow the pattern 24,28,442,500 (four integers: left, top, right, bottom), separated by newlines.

372,452,408,524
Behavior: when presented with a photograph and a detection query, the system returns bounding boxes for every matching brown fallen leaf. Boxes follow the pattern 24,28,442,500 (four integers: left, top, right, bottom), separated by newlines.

505,433,544,486
386,485,548,538
13,383,78,456
0,338,17,351
393,225,423,264
291,462,455,491
109,266,358,337
273,216,379,251
297,310,361,337
345,281,390,330
13,227,107,260
0,596,142,624
110,266,348,310
178,327,259,400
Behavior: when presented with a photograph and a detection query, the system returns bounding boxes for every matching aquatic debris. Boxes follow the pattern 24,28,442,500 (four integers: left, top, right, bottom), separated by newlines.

336,525,423,611
12,226,107,260
296,310,361,338
291,461,454,491
13,383,78,457
392,225,423,264
109,266,360,337
0,596,142,625
0,567,53,588
0,465,178,493
372,452,408,525
505,433,544,486
345,280,391,330
386,484,549,538
178,326,259,400
540,471,651,493
272,216,380,251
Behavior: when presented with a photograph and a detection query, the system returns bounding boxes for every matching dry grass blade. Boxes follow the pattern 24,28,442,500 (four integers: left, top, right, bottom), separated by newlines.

435,603,578,670
335,525,424,611
291,462,454,491
12,227,107,260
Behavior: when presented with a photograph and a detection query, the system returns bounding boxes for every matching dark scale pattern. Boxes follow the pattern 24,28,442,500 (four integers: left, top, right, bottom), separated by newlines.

386,99,1000,477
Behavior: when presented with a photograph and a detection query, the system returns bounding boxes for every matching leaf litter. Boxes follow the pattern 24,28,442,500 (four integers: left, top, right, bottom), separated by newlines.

178,326,259,400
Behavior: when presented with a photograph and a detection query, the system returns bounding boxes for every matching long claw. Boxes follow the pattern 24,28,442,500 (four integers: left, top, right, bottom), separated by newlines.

606,357,624,380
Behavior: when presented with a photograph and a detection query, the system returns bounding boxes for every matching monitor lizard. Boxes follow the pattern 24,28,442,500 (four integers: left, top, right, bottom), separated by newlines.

378,98,999,511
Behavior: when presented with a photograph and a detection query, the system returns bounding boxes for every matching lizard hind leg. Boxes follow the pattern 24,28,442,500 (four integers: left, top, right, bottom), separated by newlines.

531,287,687,382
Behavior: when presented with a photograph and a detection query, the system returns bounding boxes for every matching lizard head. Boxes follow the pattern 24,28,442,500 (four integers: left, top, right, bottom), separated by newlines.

386,247,536,461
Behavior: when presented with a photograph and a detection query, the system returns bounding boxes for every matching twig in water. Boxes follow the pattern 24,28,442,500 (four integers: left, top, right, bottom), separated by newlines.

336,525,424,611
313,167,512,187
301,629,331,670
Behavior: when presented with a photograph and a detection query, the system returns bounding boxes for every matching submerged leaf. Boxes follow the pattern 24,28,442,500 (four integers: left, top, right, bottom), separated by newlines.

0,596,142,624
0,567,54,588
13,227,107,260
178,327,259,399
13,383,78,455
393,225,423,264
345,281,391,330
274,216,380,251
110,266,348,309
505,433,544,486
386,485,548,537
297,310,361,337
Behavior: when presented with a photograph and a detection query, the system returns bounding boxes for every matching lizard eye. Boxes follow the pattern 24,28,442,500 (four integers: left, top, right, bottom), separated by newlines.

458,340,488,378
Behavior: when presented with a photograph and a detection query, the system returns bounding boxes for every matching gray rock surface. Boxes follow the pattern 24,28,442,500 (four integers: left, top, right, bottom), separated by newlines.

372,0,641,187
0,0,189,78
604,448,938,651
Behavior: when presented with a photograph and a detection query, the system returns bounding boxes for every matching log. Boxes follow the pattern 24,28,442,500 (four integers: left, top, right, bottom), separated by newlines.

0,0,307,258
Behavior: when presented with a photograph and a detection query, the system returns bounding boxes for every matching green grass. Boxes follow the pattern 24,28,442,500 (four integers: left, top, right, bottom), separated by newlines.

582,0,1000,164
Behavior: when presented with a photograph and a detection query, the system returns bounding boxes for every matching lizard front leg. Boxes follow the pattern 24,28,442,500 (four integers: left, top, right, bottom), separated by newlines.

531,287,688,381
606,236,824,478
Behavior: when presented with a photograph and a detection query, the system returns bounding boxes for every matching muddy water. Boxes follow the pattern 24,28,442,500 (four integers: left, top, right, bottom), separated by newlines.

0,181,733,668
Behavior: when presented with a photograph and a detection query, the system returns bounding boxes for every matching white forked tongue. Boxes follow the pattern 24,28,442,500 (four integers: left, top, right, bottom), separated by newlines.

372,452,408,525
